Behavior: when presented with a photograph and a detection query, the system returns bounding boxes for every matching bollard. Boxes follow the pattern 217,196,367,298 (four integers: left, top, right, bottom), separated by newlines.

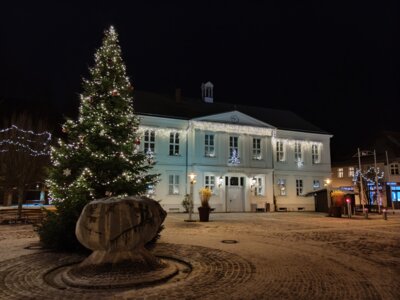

364,208,368,219
383,209,387,220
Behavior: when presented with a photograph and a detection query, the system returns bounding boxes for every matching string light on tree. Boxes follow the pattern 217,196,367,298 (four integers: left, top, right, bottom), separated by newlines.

46,25,159,207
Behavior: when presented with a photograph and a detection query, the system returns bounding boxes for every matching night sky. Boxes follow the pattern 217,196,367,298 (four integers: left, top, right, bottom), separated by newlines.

1,1,399,161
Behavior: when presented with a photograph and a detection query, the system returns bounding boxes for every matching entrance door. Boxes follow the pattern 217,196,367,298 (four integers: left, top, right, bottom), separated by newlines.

226,176,244,212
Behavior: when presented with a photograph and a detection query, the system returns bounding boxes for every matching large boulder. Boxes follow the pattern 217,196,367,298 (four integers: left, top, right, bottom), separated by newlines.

75,196,166,268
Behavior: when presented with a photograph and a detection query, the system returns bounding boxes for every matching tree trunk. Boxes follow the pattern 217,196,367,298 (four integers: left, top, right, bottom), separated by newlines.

17,188,24,220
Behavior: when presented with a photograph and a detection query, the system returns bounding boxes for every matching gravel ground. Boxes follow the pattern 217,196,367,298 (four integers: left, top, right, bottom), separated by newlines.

0,211,399,299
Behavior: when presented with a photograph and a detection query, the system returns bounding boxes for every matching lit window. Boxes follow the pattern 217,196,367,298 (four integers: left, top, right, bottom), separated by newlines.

348,167,355,177
252,138,262,160
338,168,344,178
146,184,155,198
228,136,240,165
169,132,180,156
391,164,399,175
311,144,320,164
313,180,320,190
204,134,215,157
254,177,264,196
168,175,180,195
144,130,155,153
296,179,303,196
294,142,302,162
205,175,216,194
276,141,285,162
277,178,286,196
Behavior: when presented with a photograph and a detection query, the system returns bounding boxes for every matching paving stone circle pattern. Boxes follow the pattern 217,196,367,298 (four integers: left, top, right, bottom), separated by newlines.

0,243,255,299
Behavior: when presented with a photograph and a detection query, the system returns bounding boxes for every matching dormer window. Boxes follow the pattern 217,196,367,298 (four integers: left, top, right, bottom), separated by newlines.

201,81,214,103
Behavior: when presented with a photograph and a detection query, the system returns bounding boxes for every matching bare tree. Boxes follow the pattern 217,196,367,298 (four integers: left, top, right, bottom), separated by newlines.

0,112,51,219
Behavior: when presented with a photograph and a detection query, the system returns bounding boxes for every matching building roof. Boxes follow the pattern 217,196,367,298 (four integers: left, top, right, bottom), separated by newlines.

133,91,329,134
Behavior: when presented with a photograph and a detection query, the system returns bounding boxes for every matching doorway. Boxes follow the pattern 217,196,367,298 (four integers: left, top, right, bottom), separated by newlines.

226,176,245,212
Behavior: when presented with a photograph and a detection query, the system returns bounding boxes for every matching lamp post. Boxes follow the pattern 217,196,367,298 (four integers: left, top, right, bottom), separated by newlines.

187,173,196,221
373,150,381,214
357,148,366,213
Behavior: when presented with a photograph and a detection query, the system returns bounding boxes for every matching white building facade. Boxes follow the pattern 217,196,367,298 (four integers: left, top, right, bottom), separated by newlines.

135,92,332,213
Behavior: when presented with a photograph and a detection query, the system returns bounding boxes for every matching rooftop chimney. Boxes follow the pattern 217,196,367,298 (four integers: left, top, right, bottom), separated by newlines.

201,81,214,103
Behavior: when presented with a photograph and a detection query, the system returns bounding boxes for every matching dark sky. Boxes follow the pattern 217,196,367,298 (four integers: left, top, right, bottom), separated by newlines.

1,1,399,160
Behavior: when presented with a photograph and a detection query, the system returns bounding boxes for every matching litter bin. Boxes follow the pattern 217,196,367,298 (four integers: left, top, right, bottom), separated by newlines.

331,206,342,218
364,208,368,219
383,209,387,220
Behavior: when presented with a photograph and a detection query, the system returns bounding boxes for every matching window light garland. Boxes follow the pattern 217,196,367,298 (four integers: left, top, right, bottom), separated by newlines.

138,126,187,140
272,137,323,149
189,121,274,136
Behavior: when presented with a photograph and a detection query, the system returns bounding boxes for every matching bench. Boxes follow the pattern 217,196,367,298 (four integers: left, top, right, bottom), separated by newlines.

0,208,50,224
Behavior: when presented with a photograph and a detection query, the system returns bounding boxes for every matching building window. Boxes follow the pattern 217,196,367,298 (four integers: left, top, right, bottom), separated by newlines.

169,132,180,156
255,177,264,196
228,136,240,164
277,178,286,196
390,163,399,175
146,184,156,198
311,144,320,164
205,175,216,194
276,141,285,162
313,180,320,190
348,167,355,177
144,130,155,153
296,179,303,196
168,175,180,195
294,142,302,162
204,134,215,157
338,168,344,178
252,138,262,160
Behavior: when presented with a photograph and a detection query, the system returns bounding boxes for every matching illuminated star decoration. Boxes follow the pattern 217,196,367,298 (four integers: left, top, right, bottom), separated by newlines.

63,168,72,177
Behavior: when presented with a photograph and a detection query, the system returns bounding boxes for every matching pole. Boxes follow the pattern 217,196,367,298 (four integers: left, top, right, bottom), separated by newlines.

189,181,194,221
358,148,365,212
374,149,381,214
386,150,395,214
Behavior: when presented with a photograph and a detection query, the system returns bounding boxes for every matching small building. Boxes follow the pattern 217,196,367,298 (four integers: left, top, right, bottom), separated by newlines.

331,131,400,209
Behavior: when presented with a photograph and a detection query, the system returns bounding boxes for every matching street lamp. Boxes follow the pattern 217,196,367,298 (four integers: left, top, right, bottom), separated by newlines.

187,173,197,222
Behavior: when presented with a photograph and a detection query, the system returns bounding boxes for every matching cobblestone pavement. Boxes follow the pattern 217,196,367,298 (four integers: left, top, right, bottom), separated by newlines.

0,212,399,299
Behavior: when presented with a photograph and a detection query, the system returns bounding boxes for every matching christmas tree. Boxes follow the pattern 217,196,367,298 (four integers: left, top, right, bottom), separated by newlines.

38,26,158,250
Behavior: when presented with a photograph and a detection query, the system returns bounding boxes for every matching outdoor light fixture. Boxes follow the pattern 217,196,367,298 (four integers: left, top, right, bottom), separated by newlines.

188,173,196,184
251,177,257,188
186,173,197,222
217,176,224,187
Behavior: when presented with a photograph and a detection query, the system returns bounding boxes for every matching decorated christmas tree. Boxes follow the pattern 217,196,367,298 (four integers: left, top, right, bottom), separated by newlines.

38,26,158,250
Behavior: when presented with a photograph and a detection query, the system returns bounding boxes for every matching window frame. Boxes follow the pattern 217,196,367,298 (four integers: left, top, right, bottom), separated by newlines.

348,167,355,177
276,141,285,162
204,175,216,194
204,134,215,157
390,163,399,175
229,136,239,158
169,132,180,156
338,168,344,178
143,130,155,153
277,178,287,196
296,179,303,196
168,174,180,195
311,144,320,164
294,141,302,162
252,137,262,160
